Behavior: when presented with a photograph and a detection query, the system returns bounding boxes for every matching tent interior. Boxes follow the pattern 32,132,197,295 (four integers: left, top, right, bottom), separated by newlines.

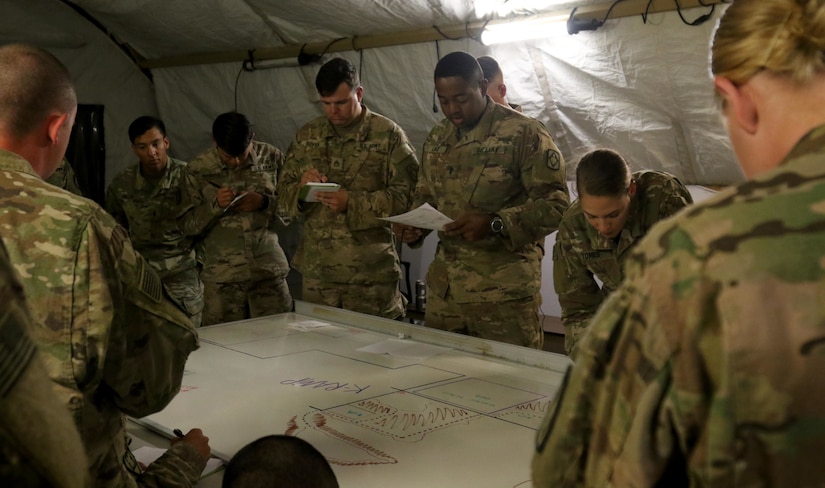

3,0,737,327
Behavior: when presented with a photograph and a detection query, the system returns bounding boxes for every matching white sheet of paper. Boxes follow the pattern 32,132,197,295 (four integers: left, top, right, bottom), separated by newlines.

131,446,224,478
379,203,453,231
222,191,249,213
357,338,452,361
289,319,333,331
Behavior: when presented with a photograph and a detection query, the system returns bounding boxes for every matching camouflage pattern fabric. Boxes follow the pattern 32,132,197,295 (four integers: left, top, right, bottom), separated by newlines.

554,170,693,357
0,240,89,488
426,289,543,348
106,157,203,326
277,106,419,319
44,157,83,196
532,124,825,486
412,100,569,345
202,279,293,325
0,149,198,488
179,141,291,324
302,277,405,318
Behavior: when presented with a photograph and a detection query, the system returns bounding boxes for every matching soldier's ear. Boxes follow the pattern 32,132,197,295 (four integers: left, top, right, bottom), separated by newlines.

627,179,637,198
45,112,69,147
714,76,758,135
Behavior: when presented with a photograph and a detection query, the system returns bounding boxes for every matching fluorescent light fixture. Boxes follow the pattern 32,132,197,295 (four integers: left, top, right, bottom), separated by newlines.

480,14,569,45
475,0,573,18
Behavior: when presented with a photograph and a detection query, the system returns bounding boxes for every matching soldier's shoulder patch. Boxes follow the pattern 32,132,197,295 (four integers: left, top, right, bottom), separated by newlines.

547,149,561,170
137,258,162,304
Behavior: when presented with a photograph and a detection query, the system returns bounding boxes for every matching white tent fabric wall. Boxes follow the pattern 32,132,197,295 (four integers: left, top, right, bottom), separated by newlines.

151,39,484,161
488,9,739,185
3,0,159,188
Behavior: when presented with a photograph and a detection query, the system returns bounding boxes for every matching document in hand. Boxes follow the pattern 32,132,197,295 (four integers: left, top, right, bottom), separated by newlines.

298,182,340,202
222,191,249,214
379,203,453,231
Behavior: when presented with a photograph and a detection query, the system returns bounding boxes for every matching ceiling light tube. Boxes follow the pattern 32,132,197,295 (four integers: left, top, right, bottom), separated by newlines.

480,13,569,45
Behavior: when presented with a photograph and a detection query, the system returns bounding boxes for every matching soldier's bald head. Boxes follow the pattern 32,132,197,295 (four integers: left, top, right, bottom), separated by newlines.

0,44,77,138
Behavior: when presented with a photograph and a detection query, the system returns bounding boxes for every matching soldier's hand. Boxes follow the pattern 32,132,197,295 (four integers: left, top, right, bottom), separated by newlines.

300,168,327,187
316,189,348,213
444,212,491,241
394,223,423,244
171,428,211,461
232,191,265,212
215,187,236,208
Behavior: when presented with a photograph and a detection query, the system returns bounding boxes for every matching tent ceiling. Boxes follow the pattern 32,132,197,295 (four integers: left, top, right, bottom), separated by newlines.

69,0,482,58
68,0,717,65
42,0,739,187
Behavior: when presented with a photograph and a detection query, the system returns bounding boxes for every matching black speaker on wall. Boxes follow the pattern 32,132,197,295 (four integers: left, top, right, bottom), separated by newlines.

66,104,105,206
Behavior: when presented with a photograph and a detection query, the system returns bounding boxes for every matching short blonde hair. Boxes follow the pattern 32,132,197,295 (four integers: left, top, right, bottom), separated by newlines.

711,0,825,85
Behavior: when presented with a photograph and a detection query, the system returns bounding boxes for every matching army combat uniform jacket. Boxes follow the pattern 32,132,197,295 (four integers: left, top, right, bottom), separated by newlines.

0,149,199,488
106,158,203,319
414,99,569,303
278,106,419,284
0,240,89,488
179,141,289,284
532,125,825,486
554,170,692,355
106,157,197,280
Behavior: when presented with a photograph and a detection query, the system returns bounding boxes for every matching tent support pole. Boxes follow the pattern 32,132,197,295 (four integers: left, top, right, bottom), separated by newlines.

137,0,726,69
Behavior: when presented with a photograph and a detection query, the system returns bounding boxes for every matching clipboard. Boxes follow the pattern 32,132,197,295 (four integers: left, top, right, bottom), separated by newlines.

299,182,340,202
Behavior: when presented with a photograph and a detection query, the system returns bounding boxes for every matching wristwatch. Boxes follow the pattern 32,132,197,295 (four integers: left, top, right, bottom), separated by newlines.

490,214,504,234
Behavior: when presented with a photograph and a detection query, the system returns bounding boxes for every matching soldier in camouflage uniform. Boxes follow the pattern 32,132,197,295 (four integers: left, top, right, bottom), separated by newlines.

106,116,204,327
477,56,522,112
554,149,692,358
0,240,89,488
399,52,569,349
533,1,825,485
0,44,206,488
180,112,292,325
277,57,419,319
45,157,84,196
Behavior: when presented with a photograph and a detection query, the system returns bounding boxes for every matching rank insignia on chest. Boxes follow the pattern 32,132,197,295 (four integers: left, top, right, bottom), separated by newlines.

547,149,561,170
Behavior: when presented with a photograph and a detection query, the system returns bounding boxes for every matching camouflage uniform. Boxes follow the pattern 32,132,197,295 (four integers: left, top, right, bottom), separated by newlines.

0,240,89,488
413,99,569,348
0,148,199,488
125,434,207,488
278,106,419,319
554,170,692,357
532,125,825,486
106,157,204,327
44,157,83,196
179,141,292,325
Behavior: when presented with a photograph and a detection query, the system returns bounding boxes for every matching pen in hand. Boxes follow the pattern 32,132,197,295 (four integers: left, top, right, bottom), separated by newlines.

173,428,185,438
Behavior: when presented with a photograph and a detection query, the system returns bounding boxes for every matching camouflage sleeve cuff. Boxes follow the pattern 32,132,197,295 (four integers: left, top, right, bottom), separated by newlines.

137,441,208,487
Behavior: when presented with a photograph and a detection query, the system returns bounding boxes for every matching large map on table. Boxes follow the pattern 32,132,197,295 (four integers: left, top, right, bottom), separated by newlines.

139,310,569,487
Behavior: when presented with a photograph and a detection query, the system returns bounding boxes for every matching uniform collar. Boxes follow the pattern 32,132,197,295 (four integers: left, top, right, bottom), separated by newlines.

450,97,497,145
323,104,372,143
0,149,41,178
134,158,177,191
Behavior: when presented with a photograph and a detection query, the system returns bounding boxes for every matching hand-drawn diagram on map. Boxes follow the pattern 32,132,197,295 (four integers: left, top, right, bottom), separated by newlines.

137,309,569,487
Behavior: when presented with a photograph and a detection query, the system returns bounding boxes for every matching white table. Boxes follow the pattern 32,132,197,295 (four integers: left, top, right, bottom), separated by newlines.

131,301,571,487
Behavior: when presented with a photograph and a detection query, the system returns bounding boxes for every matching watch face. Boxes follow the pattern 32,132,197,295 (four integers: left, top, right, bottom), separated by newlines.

491,217,503,233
